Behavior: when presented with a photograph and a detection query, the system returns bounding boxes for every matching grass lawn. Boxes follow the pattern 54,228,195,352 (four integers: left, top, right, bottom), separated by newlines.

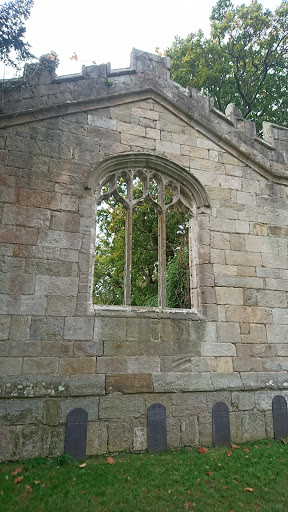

0,439,287,511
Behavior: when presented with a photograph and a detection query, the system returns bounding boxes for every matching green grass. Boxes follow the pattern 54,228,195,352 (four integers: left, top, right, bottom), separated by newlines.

0,440,287,512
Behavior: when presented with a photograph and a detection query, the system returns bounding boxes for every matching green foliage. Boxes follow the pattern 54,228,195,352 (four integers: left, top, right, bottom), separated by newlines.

166,0,288,131
0,0,34,68
93,194,190,308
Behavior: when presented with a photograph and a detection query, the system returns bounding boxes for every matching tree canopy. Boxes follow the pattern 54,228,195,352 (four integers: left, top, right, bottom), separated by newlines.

166,0,288,131
0,0,34,67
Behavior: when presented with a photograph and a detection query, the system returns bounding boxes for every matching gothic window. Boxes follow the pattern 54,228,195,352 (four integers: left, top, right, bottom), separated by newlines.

88,153,209,310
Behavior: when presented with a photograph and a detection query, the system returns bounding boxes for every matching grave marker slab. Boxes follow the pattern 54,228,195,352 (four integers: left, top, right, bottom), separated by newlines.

64,407,88,459
212,401,230,447
272,395,288,440
147,403,167,453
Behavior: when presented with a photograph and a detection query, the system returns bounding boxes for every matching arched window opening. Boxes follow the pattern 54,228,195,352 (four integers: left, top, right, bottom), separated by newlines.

88,153,209,310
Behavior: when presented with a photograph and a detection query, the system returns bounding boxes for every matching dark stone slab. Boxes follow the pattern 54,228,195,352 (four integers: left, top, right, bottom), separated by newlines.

212,401,230,447
147,403,167,453
272,395,288,440
64,407,88,459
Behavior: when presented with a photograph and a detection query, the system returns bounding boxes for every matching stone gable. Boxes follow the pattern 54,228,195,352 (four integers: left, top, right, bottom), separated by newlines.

0,49,288,460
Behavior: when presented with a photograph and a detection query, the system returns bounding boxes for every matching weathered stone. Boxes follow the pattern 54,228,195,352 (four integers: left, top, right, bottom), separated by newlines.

106,374,153,394
87,421,108,455
99,394,145,419
59,357,96,375
60,398,99,422
64,317,94,340
153,372,213,392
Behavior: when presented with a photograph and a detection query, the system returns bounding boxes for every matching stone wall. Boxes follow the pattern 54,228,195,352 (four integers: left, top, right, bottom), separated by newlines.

0,49,288,460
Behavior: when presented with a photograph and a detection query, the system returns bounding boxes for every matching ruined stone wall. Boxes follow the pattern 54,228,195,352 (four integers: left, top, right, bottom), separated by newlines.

0,50,288,460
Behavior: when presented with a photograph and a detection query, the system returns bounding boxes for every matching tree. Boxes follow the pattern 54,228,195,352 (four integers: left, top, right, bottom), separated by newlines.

166,0,288,131
94,196,190,308
0,0,34,67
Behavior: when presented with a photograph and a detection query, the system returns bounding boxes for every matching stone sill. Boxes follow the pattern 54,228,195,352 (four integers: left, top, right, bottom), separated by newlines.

92,305,204,321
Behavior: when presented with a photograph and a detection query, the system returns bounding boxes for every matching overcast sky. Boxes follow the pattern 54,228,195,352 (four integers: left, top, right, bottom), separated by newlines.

0,0,281,78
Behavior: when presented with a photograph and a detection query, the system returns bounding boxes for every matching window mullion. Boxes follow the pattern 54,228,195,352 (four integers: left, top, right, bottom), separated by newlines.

158,212,166,308
124,208,132,306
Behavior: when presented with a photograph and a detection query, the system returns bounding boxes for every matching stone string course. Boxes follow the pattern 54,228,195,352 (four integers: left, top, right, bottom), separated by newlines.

0,49,288,460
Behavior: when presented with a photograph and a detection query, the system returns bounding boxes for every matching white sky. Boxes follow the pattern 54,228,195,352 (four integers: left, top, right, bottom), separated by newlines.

0,0,280,78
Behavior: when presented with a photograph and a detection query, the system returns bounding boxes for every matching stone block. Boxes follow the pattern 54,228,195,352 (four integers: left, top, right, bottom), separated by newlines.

232,391,255,411
201,343,236,357
133,425,147,451
211,373,243,390
87,421,108,455
59,396,99,422
217,322,241,343
74,340,103,356
160,318,189,342
216,357,233,372
233,357,262,372
3,376,70,398
106,374,153,393
44,399,59,425
0,426,20,461
229,412,242,442
0,398,43,424
70,374,105,396
99,394,145,419
225,251,262,266
267,324,288,344
37,230,82,250
127,356,160,373
167,417,181,449
51,211,80,233
59,357,96,375
9,315,30,340
22,357,58,375
225,306,272,324
94,316,127,342
46,296,77,316
25,258,73,277
153,372,213,392
126,317,152,342
160,356,193,372
108,420,133,452
242,411,266,441
103,339,138,356
36,276,78,296
0,358,22,376
216,287,243,305
64,317,94,340
96,356,127,374
257,290,287,308
272,309,288,324
2,204,50,229
0,272,35,295
29,317,64,341
180,416,199,445
0,315,11,340
198,413,212,445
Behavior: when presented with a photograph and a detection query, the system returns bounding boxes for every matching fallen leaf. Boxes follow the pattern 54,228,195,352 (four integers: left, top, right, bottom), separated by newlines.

11,468,22,476
244,487,254,492
234,480,238,484
25,485,32,492
227,451,233,457
34,481,40,484
281,438,287,445
0,491,3,496
223,486,228,489
72,478,76,482
197,478,202,482
106,457,115,465
79,463,86,468
187,490,191,494
197,447,208,453
231,444,239,450
14,476,24,484
206,471,213,476
243,447,250,452
254,445,259,449
168,490,172,494
81,490,86,494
